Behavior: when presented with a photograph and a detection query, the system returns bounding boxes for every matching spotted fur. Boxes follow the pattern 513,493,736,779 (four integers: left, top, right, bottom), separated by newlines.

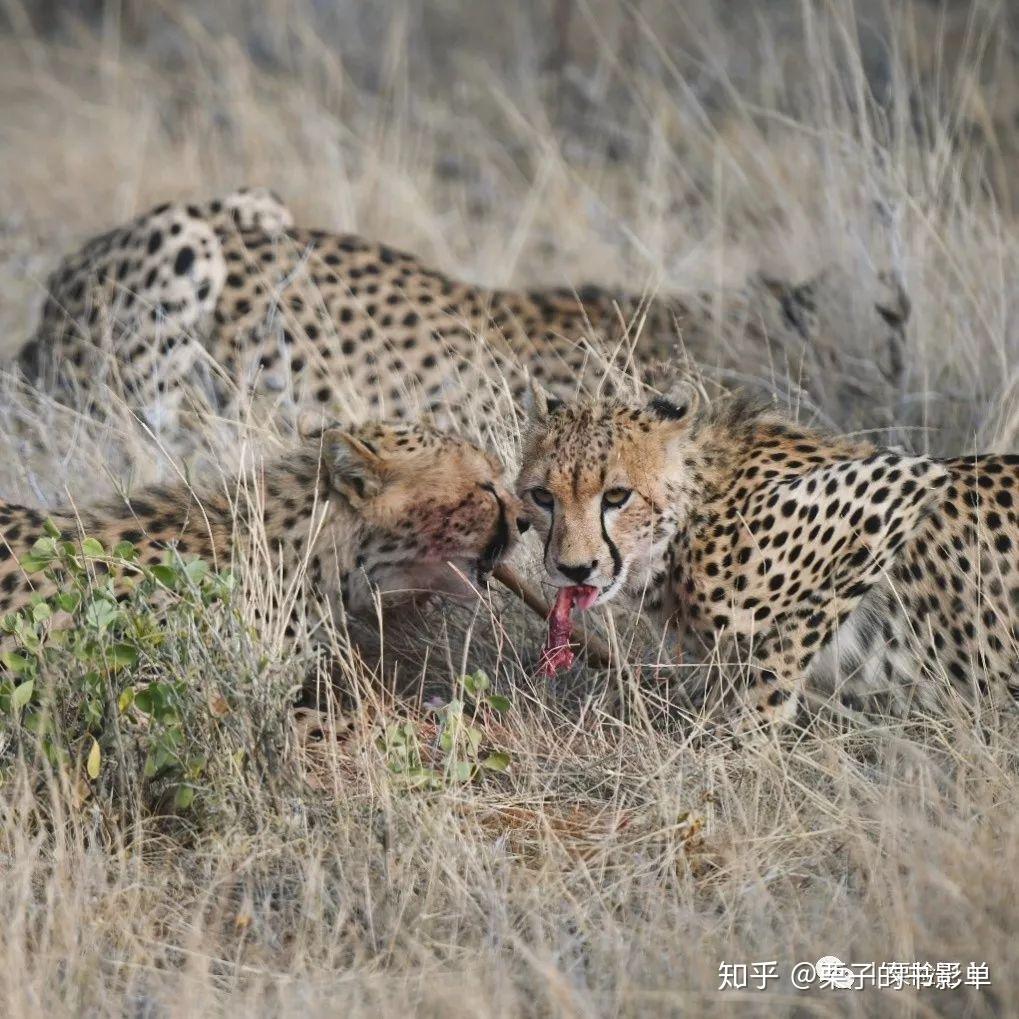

19,190,907,435
20,188,294,431
0,421,522,627
518,391,1019,730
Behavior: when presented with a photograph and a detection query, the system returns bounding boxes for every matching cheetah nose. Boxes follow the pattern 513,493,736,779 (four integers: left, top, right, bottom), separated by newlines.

516,518,531,534
558,560,597,584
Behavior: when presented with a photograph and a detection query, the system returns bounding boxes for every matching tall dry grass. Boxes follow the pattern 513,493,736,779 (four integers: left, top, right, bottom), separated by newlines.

1,1,1019,1015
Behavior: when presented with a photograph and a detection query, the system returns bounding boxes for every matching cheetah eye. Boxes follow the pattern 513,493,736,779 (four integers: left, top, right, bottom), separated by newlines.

529,487,554,510
602,487,632,509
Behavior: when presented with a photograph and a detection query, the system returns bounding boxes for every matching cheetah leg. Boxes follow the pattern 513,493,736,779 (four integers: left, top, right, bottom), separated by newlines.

31,203,229,436
732,606,847,737
735,641,806,736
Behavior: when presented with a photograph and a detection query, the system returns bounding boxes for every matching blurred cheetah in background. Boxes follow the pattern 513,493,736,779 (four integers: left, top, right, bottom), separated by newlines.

17,189,909,439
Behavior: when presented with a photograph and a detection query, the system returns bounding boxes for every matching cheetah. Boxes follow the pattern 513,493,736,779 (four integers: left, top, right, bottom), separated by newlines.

517,384,1019,732
19,188,294,432
0,419,524,627
17,189,908,438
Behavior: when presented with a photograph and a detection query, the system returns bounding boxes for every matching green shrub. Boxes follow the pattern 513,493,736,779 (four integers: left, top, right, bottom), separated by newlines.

0,526,258,813
378,669,512,789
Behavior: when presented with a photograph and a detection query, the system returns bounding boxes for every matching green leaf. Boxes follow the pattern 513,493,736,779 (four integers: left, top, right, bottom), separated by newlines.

465,725,483,754
19,629,40,653
20,553,51,574
385,722,408,747
469,669,490,693
451,760,474,783
81,537,105,558
56,592,81,614
43,518,62,538
402,767,441,789
22,710,46,734
28,536,57,558
183,558,209,585
152,744,177,772
83,599,119,631
149,565,176,587
113,540,138,561
86,738,101,780
11,679,34,712
173,785,195,810
118,688,135,713
2,652,34,677
108,643,139,670
486,694,512,713
31,601,52,623
481,752,511,773
45,740,68,768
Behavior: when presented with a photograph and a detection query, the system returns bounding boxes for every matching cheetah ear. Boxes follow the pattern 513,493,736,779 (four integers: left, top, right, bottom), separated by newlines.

525,379,563,423
646,378,699,427
322,428,385,506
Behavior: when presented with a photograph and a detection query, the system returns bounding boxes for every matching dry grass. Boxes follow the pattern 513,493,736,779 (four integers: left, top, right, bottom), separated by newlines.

2,1,1019,1015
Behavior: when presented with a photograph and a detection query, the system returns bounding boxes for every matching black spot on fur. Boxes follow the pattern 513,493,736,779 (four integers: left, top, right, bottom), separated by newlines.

173,246,195,275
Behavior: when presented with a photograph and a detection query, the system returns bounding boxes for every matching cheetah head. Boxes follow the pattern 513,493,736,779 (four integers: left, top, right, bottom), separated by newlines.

316,421,525,602
517,382,700,608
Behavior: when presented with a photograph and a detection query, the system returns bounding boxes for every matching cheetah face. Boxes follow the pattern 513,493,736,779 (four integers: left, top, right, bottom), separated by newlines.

322,422,525,601
517,385,699,606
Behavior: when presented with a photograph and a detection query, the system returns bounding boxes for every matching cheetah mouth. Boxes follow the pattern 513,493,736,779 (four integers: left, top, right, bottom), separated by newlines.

538,584,600,678
476,516,512,582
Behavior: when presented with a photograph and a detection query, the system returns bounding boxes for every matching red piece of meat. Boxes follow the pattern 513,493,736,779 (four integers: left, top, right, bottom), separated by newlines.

538,584,599,678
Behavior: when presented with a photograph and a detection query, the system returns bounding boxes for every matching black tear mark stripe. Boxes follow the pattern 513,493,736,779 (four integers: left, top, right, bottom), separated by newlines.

600,508,622,580
544,502,555,565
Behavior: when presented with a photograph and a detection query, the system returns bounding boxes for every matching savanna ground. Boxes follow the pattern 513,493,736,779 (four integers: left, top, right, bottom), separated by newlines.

2,1,1019,1015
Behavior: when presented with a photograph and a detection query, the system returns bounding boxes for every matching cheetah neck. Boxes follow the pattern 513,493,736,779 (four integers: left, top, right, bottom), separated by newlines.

688,401,878,506
642,402,878,624
230,452,370,578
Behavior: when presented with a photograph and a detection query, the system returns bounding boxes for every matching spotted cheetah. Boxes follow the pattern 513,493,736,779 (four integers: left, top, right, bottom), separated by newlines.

0,420,523,627
517,385,1019,731
18,189,908,438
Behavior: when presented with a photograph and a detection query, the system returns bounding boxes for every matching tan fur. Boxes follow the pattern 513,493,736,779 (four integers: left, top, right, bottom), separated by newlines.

0,421,522,625
19,190,906,435
519,393,1019,731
